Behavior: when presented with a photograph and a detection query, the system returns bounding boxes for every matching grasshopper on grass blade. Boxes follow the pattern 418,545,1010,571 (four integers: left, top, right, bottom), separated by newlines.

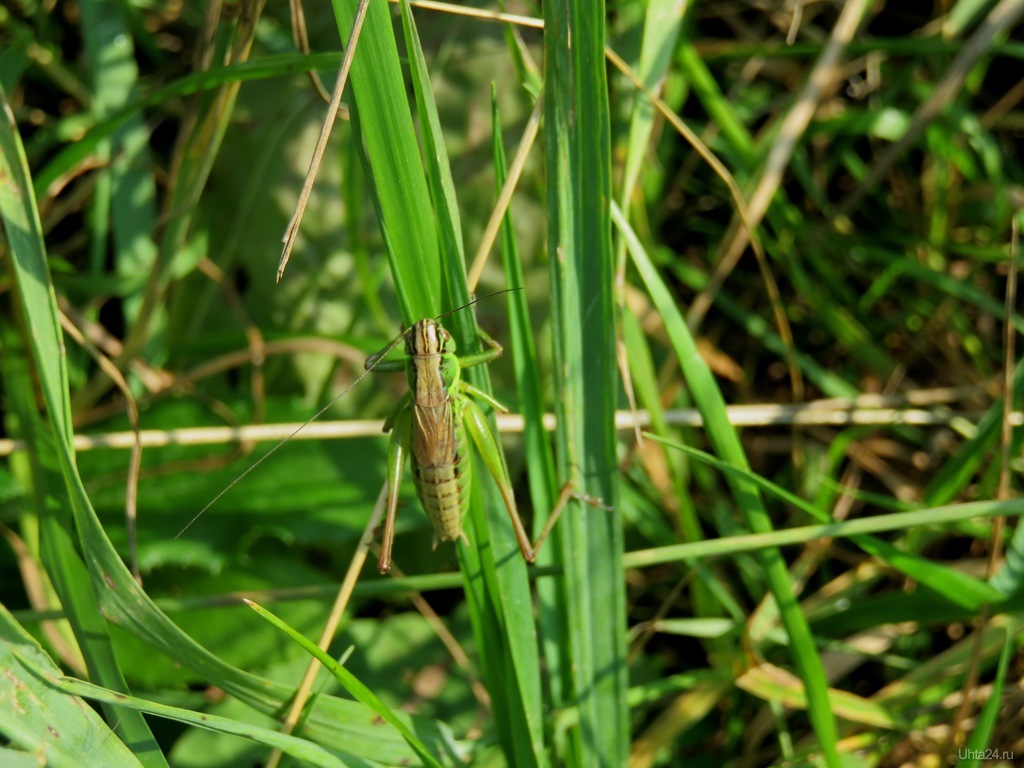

367,315,604,574
182,296,604,574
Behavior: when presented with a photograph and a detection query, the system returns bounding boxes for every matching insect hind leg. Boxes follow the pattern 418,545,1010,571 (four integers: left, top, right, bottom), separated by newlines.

530,481,613,560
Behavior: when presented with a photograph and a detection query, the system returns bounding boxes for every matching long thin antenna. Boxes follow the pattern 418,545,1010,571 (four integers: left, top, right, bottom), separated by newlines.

434,287,523,322
179,290,519,537
176,329,410,538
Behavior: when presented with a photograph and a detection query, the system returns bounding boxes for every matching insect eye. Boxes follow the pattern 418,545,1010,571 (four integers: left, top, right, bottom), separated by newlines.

441,328,451,341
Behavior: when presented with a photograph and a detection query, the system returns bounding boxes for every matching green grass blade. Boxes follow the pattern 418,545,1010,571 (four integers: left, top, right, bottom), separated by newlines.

957,627,1013,768
400,5,548,762
0,606,144,768
645,434,1008,609
330,0,439,320
624,498,1024,567
0,82,167,767
543,2,628,765
492,88,570,709
16,656,354,768
245,599,444,768
615,202,842,765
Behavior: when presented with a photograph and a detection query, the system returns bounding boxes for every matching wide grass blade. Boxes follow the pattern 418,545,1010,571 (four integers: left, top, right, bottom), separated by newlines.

542,2,628,765
0,606,144,768
399,3,547,762
328,0,439,320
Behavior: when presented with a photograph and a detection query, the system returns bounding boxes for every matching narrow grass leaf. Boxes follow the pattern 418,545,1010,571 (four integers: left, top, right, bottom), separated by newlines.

245,600,444,768
647,434,1006,609
615,202,841,765
400,4,546,762
543,2,628,764
958,628,1013,767
624,497,1023,578
492,88,570,710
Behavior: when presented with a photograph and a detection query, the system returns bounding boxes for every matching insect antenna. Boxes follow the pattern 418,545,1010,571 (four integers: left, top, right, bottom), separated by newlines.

176,326,415,538
433,287,523,323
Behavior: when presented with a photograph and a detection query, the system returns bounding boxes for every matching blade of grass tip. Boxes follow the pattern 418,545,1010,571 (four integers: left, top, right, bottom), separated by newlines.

0,84,166,767
278,0,371,281
614,203,841,766
244,600,445,768
543,2,628,765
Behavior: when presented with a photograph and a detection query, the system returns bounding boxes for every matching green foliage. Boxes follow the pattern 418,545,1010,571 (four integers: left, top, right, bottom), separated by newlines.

3,1,1024,766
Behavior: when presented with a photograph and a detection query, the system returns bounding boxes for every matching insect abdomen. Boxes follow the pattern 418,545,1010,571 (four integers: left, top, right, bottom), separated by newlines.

413,403,472,545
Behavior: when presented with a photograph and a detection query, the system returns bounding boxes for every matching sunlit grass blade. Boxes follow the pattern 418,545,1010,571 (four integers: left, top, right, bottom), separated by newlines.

400,4,547,762
245,599,444,768
329,0,439,320
543,2,628,765
0,83,166,767
646,434,1007,609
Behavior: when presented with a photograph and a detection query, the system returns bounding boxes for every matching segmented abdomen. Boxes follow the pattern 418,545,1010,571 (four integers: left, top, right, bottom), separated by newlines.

412,399,472,545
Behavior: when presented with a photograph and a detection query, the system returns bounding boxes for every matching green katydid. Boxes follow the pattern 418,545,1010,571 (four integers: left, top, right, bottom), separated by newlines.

366,313,603,574
182,294,605,574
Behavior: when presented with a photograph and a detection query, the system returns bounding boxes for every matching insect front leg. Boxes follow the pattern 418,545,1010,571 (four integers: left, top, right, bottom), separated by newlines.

378,404,413,574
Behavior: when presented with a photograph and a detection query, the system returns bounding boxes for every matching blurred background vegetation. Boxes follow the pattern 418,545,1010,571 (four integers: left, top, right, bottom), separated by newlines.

3,0,1024,766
